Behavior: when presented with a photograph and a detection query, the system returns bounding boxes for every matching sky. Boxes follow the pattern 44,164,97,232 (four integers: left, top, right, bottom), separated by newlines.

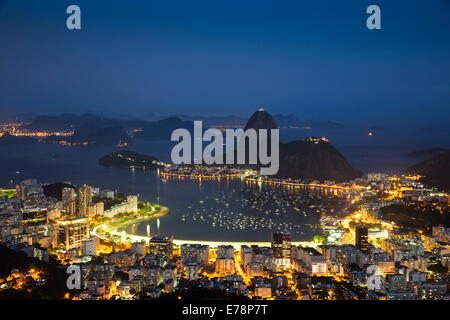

0,0,449,126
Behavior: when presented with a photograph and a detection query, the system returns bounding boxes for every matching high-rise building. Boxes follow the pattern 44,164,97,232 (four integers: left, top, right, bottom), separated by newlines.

77,185,92,217
149,236,173,262
62,187,76,202
271,232,291,259
15,184,29,201
63,200,77,217
56,217,90,251
88,202,104,218
181,244,209,266
356,225,369,252
217,245,234,259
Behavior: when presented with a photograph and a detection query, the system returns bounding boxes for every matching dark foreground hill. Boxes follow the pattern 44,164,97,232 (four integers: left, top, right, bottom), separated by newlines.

406,150,450,191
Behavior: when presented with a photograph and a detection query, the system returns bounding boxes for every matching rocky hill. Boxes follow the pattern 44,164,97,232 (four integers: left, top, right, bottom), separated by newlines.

241,109,361,181
278,137,362,182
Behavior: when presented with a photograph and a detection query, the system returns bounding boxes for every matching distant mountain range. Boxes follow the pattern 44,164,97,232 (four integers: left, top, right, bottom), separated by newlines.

17,112,342,146
406,150,450,191
20,113,193,146
166,113,342,128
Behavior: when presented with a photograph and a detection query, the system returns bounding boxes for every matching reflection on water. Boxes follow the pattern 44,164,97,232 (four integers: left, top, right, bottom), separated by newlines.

0,126,448,241
119,177,345,242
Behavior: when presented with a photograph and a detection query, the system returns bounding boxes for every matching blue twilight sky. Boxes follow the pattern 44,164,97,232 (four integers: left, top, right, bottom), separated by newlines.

0,0,449,126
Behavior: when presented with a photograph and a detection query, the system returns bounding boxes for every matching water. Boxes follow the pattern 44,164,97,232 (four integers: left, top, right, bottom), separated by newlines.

0,126,448,241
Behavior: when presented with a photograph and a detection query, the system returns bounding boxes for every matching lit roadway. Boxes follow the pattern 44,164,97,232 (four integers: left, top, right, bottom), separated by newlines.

92,222,319,249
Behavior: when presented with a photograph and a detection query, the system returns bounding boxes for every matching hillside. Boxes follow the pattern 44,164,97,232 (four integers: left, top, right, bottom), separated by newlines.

240,109,360,182
99,150,163,169
406,150,450,191
277,138,362,182
46,123,131,146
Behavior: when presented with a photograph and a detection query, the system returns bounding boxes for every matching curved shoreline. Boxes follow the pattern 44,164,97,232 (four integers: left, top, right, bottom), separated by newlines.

92,211,318,249
92,205,169,241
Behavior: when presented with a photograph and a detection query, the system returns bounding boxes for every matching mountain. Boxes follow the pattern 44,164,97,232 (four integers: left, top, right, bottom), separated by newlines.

46,123,131,146
240,109,360,182
407,148,447,160
23,113,193,142
133,117,194,141
244,108,278,131
406,150,450,191
0,133,37,145
22,113,106,131
99,150,163,169
43,182,75,200
278,137,362,182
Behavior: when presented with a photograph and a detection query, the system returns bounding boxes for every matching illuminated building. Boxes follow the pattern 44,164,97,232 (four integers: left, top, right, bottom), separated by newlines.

144,265,163,286
149,236,173,261
77,185,92,217
217,245,234,259
246,262,263,276
15,184,29,201
88,202,104,218
21,207,47,226
291,246,327,274
163,265,178,286
105,250,137,267
103,195,137,218
185,262,201,280
56,217,90,251
180,244,209,266
0,211,23,242
240,245,252,267
215,257,235,275
387,274,408,292
432,226,450,243
254,282,272,299
271,232,291,259
63,200,77,216
355,225,369,252
62,187,75,202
